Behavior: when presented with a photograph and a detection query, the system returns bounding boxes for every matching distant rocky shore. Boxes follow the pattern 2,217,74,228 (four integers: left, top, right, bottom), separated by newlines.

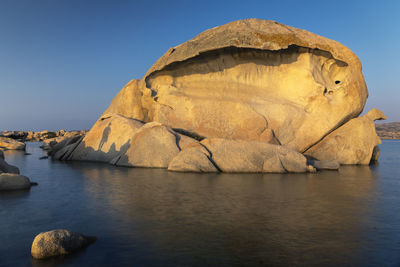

376,122,400,139
0,130,87,142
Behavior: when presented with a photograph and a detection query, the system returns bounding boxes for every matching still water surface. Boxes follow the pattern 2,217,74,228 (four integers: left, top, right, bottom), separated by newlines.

1,141,400,266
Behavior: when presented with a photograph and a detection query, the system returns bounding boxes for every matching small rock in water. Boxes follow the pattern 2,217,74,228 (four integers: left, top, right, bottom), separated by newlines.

39,156,49,160
24,152,32,155
313,160,340,171
31,229,96,259
0,173,32,191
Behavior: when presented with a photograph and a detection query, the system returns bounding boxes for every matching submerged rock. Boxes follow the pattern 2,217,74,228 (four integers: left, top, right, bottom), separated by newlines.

31,229,96,259
0,173,32,191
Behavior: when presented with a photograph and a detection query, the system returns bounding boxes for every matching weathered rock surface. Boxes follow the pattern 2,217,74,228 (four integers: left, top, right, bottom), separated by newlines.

115,122,183,168
105,19,368,153
0,173,31,191
61,115,198,168
0,137,26,150
168,144,219,172
31,229,96,259
169,138,310,173
68,114,144,162
305,109,386,164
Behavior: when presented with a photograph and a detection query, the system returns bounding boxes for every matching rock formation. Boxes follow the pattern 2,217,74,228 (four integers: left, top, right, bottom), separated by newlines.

0,173,34,191
47,19,385,172
0,137,26,150
31,229,96,259
305,109,386,164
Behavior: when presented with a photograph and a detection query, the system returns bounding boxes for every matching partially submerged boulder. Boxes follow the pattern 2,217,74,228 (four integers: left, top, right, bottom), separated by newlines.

31,229,96,259
305,109,386,164
0,137,25,150
0,173,31,191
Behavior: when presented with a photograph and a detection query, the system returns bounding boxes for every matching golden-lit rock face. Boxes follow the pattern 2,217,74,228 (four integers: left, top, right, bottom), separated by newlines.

305,109,386,165
105,19,368,152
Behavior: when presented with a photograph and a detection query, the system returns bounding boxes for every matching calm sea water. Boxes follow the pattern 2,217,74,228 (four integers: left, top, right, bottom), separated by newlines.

1,141,400,267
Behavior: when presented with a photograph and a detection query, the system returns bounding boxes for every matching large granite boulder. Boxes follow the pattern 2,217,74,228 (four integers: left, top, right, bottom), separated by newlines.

0,137,26,150
104,19,368,153
31,229,96,259
305,109,386,164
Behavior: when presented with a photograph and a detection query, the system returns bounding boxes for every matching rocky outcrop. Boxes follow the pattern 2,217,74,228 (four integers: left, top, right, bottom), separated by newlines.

47,19,384,171
0,173,32,191
0,137,26,150
49,114,199,167
305,109,386,164
0,130,87,142
31,229,96,259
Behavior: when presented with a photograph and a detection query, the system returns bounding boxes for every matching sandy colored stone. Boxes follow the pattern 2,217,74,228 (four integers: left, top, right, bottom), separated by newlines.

115,122,187,168
105,18,367,153
31,229,96,259
305,109,386,164
0,173,31,190
69,114,144,162
168,144,218,172
0,137,26,150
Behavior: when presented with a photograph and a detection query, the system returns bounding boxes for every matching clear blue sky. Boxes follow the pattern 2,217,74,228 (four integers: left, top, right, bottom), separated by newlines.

0,0,399,131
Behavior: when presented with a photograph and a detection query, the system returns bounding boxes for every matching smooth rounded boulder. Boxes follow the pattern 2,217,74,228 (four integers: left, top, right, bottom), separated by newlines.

0,173,31,191
31,229,96,259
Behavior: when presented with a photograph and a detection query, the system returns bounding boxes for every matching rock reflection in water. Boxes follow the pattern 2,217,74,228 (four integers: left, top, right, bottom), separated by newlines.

67,162,377,266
